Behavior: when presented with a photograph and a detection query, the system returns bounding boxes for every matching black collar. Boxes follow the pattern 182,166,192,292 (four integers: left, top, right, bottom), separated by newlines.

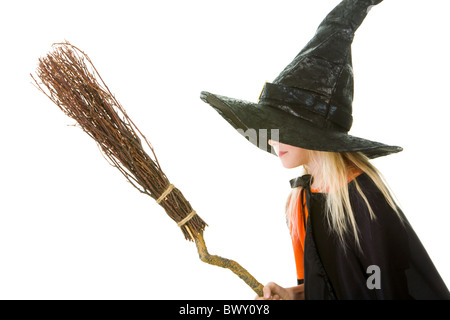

289,174,313,189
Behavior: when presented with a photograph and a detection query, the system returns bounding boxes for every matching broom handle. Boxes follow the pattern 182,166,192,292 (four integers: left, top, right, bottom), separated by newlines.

193,230,264,297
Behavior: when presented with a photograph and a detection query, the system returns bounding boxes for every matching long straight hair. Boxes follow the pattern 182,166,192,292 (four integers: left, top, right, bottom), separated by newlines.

286,151,403,251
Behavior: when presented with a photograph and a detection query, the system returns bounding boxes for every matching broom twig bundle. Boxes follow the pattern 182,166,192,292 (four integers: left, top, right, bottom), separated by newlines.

31,41,205,241
31,41,263,296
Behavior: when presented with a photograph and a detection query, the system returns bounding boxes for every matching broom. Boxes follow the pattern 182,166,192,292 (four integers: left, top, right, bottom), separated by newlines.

31,41,264,297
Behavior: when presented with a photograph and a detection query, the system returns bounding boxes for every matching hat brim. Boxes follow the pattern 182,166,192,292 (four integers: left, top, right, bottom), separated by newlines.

200,91,402,159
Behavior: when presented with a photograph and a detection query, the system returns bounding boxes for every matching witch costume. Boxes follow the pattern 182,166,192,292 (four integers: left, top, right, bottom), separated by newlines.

200,0,450,300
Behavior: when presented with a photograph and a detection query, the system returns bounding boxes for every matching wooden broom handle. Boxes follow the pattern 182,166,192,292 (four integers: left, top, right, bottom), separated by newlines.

192,230,264,297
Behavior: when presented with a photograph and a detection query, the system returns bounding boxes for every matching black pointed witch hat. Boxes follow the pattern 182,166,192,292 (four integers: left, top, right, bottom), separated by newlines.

200,0,402,159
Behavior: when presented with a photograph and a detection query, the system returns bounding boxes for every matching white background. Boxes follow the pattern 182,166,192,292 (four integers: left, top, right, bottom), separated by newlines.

0,0,449,300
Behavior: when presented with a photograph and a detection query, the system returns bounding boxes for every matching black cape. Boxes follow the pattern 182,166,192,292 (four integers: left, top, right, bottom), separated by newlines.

293,172,450,300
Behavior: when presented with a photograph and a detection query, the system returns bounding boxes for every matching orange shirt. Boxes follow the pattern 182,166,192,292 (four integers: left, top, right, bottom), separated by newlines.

290,170,362,282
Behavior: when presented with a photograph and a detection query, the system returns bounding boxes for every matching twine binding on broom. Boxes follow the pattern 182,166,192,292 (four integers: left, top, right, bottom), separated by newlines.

156,183,196,228
156,184,175,204
177,210,197,227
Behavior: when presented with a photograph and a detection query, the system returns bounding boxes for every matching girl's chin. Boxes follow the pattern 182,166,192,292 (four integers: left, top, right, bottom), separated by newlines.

281,162,298,169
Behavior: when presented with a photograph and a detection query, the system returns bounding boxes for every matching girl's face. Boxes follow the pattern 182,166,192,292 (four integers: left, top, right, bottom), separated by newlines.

268,139,311,169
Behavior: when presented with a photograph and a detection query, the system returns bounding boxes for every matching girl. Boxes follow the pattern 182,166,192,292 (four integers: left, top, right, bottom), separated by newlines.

256,141,449,299
200,0,450,299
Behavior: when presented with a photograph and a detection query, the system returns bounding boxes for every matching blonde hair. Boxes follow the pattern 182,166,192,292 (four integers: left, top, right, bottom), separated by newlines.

286,151,402,251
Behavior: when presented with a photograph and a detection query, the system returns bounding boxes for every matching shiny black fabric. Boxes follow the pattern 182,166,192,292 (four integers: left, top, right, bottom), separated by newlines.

200,0,403,159
296,173,450,300
259,82,353,132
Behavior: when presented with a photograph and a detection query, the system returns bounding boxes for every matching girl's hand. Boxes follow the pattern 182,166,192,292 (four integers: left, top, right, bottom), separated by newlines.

255,282,305,300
